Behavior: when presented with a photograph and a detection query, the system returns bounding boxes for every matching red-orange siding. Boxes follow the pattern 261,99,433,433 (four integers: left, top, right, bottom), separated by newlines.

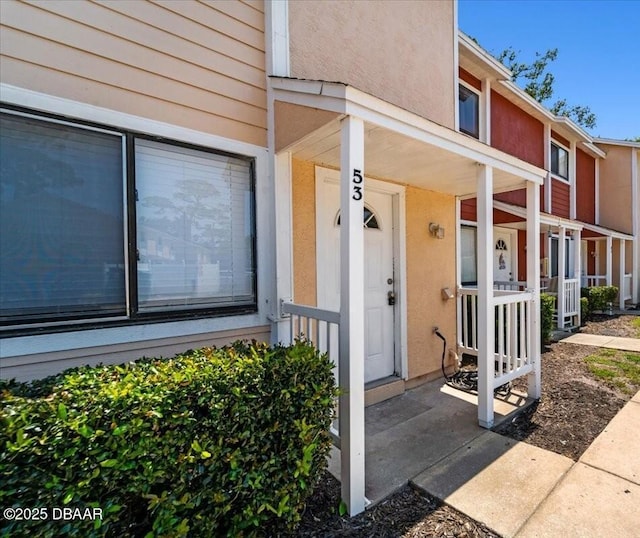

551,130,570,148
459,67,481,90
576,148,596,224
461,198,476,221
551,179,570,218
495,188,526,207
491,91,544,167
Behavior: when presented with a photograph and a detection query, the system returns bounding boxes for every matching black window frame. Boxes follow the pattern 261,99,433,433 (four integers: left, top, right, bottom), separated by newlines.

458,83,480,139
0,105,258,335
550,141,569,180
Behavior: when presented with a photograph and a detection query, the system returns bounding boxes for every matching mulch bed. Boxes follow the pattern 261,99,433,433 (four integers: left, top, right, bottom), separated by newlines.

292,315,639,537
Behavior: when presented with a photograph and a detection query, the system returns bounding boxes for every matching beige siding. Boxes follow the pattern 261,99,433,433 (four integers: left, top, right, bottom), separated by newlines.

599,145,633,234
288,0,455,128
1,325,271,383
0,0,267,146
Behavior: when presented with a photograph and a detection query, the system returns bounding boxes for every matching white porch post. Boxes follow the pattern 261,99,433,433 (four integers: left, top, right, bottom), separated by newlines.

274,152,294,344
477,164,495,428
557,226,566,329
527,180,541,399
619,240,626,310
606,236,613,286
338,115,366,516
574,229,582,326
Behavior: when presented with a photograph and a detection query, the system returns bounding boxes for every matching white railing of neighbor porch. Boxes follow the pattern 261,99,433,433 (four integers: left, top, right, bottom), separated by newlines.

457,287,535,388
623,274,632,301
563,279,580,317
582,275,607,287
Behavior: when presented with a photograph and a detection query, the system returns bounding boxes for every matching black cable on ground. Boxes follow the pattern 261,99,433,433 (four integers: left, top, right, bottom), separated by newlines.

435,328,510,396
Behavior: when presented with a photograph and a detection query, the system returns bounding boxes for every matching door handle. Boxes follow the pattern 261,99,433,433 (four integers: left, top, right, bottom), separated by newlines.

387,290,396,306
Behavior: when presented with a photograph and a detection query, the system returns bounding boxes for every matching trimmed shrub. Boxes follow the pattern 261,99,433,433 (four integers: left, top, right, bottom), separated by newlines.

540,293,556,344
1,340,337,537
583,286,619,314
580,297,590,324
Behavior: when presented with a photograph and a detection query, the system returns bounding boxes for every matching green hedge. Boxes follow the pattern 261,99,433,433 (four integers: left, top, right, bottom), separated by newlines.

1,340,337,537
580,285,619,316
540,293,556,345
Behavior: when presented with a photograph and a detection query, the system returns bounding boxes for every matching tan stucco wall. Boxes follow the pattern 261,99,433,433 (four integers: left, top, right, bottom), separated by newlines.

598,145,633,234
291,159,458,381
292,159,318,305
288,0,455,128
405,187,457,379
0,0,267,146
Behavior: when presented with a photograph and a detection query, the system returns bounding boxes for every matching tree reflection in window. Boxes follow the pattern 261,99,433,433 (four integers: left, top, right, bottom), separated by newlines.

335,206,380,229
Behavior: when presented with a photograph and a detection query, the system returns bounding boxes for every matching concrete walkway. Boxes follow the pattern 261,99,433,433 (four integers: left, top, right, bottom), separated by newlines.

561,332,640,352
412,391,640,537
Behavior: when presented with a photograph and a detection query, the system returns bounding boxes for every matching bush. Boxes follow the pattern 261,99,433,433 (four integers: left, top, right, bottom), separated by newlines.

582,286,619,314
580,297,590,324
540,293,556,345
1,340,337,537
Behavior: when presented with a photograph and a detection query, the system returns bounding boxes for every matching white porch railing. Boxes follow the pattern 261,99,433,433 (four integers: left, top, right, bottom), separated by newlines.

623,273,633,301
457,287,535,388
562,278,580,317
582,275,607,287
280,301,341,446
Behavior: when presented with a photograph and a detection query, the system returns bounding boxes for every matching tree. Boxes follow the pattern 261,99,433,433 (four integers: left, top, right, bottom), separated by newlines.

497,47,597,129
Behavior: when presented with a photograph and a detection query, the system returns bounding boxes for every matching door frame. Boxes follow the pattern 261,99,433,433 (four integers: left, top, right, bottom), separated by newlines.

315,166,408,380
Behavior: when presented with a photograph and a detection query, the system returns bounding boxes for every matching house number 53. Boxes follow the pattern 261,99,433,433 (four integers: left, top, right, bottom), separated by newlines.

352,169,363,201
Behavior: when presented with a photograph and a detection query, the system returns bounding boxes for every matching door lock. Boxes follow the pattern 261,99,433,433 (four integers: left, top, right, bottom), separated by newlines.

387,290,396,306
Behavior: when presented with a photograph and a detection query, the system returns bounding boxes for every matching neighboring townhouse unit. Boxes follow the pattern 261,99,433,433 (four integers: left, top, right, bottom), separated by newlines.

593,138,640,306
0,1,275,380
457,32,637,332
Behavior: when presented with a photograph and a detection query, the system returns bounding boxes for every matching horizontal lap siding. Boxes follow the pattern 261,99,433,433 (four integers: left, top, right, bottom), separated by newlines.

0,0,267,147
551,179,570,218
491,90,544,167
576,148,596,223
459,67,481,90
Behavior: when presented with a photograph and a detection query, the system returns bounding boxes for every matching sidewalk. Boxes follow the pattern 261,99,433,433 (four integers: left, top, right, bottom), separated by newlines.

412,390,640,537
561,332,640,352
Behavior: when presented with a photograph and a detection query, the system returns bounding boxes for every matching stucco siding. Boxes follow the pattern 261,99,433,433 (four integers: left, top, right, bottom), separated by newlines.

598,145,633,234
406,187,456,379
0,0,267,147
288,0,455,128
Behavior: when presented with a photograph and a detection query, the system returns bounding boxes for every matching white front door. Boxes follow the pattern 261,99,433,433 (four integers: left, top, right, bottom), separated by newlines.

493,228,515,283
317,179,395,383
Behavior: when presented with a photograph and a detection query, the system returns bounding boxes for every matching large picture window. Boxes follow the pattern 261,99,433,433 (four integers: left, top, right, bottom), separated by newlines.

0,108,256,330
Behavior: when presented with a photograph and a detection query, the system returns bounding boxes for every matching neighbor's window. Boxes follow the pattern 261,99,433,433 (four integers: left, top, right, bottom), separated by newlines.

550,142,569,180
458,84,480,139
0,108,256,329
460,225,477,285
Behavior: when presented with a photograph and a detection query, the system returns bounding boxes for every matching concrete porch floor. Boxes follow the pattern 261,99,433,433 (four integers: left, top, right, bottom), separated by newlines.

328,376,532,504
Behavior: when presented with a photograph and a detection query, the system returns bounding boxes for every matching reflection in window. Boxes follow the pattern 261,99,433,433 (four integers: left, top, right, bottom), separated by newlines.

0,112,125,322
335,205,380,229
551,142,569,179
459,84,480,139
135,140,255,311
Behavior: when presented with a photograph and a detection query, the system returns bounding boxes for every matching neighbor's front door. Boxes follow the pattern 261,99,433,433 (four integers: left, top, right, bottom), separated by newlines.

317,179,395,383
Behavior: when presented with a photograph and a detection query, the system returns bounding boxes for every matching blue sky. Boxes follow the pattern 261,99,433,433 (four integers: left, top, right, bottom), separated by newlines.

458,0,640,140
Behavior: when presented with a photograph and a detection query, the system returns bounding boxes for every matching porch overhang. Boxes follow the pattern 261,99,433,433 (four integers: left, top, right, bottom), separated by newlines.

493,200,583,231
271,77,546,195
580,222,634,241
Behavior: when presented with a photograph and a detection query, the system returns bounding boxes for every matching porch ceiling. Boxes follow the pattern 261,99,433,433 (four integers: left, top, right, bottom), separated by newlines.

272,78,546,198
